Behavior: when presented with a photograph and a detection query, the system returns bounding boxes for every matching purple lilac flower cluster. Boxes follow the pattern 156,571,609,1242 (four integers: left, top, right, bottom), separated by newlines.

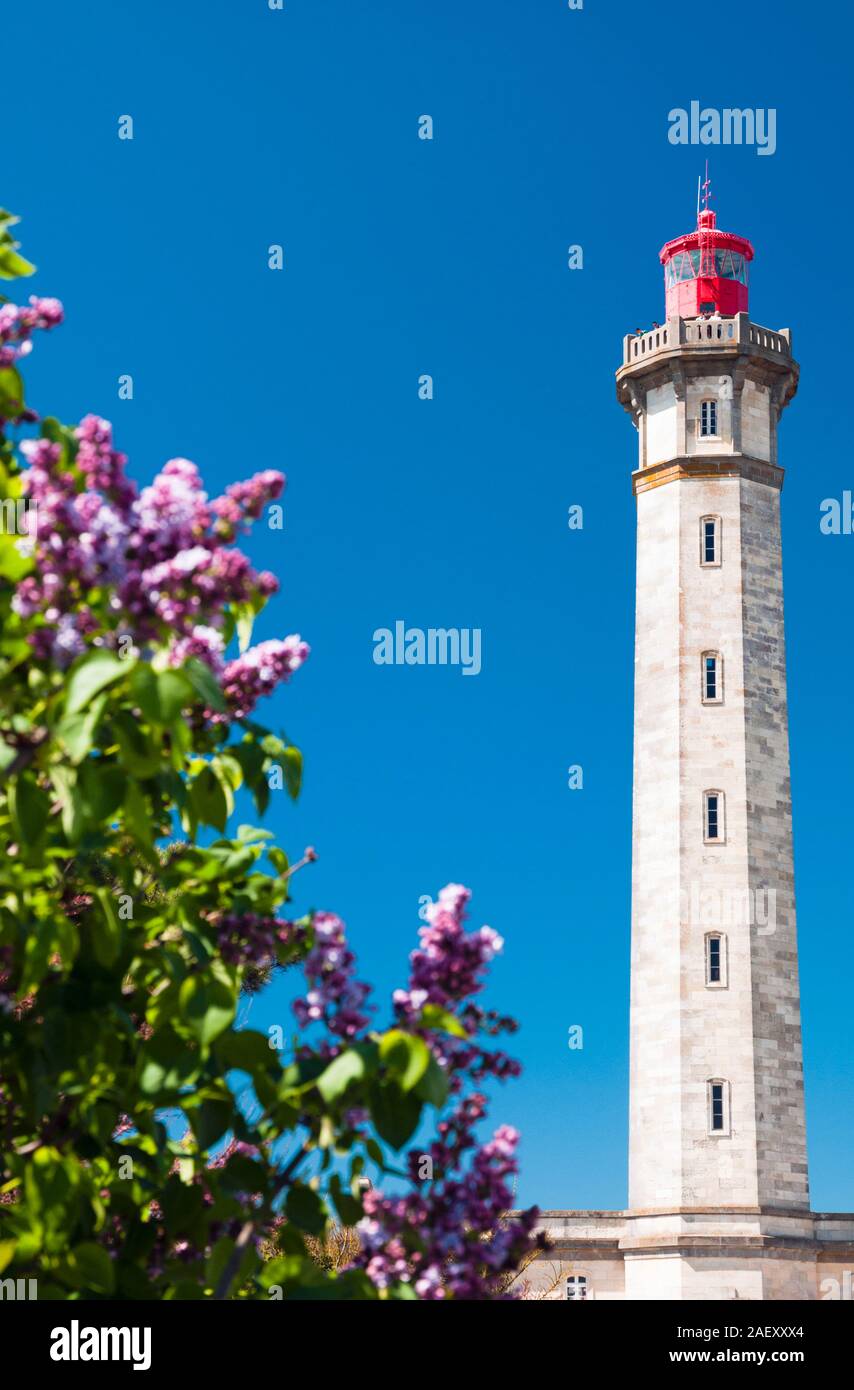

389,883,520,1090
5,306,304,717
0,296,63,369
212,469,285,540
331,886,538,1296
392,883,504,1023
217,636,310,720
355,1094,541,1299
291,911,373,1043
216,913,292,968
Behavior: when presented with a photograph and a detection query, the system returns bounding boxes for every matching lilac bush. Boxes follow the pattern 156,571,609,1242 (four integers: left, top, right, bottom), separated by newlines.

0,208,540,1300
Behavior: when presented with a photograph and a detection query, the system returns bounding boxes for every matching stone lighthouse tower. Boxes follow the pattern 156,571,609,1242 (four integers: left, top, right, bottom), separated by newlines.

521,188,854,1301
615,193,813,1298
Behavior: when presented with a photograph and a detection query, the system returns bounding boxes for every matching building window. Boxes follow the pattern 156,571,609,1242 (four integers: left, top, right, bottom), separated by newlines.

702,652,723,703
705,932,726,987
566,1275,588,1301
700,515,721,566
703,790,725,843
700,400,718,437
707,1079,730,1135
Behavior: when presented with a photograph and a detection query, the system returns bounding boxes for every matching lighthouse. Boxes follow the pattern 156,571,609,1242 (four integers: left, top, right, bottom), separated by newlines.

616,191,812,1299
520,186,854,1300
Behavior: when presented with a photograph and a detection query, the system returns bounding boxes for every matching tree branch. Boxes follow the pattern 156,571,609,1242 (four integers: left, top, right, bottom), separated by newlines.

0,727,48,785
212,1139,311,1300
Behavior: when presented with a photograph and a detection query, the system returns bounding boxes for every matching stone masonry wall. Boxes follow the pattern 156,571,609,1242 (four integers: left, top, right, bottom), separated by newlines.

739,475,810,1209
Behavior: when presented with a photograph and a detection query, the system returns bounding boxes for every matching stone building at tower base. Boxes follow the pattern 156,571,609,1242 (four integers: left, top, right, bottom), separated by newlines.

516,1210,854,1301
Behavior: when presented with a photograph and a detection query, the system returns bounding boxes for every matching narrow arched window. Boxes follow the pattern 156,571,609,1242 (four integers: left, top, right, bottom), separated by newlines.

700,515,721,566
707,1079,730,1135
705,932,727,987
700,399,718,437
704,790,725,843
702,652,723,703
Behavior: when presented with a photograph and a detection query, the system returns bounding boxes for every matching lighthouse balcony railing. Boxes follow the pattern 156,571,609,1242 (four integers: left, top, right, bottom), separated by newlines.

622,314,791,367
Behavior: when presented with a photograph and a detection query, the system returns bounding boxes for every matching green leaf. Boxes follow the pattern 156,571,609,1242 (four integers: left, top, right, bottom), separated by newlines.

139,1028,202,1095
216,1154,265,1196
8,773,49,844
79,762,126,821
157,668,193,720
0,247,34,280
179,972,236,1046
268,846,289,876
215,1029,277,1072
130,664,193,724
214,753,243,791
50,765,83,842
0,367,26,418
368,1081,421,1150
129,663,159,721
55,691,107,763
114,710,162,777
123,781,154,852
0,1240,17,1274
235,602,254,654
139,1034,201,1095
365,1137,384,1167
184,656,226,713
414,1052,449,1108
65,1242,115,1296
189,1098,232,1151
92,887,121,967
316,1048,366,1102
40,416,78,467
160,1176,206,1238
192,766,228,832
236,824,273,844
20,921,62,995
258,1254,305,1292
0,532,33,580
379,1030,430,1092
418,1003,469,1039
64,650,128,717
329,1174,363,1227
205,1236,245,1294
281,746,302,800
284,1183,327,1236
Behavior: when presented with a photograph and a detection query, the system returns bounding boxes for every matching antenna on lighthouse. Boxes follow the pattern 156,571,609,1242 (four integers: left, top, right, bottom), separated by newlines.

702,160,712,213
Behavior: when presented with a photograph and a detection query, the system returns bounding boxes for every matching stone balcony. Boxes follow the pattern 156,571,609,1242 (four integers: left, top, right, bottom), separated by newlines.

616,312,799,427
620,312,792,370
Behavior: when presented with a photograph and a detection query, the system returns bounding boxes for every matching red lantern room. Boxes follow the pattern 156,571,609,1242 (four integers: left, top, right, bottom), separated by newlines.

659,183,754,320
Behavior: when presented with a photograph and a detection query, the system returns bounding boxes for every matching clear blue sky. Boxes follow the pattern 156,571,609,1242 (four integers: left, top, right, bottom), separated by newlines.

6,0,853,1211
